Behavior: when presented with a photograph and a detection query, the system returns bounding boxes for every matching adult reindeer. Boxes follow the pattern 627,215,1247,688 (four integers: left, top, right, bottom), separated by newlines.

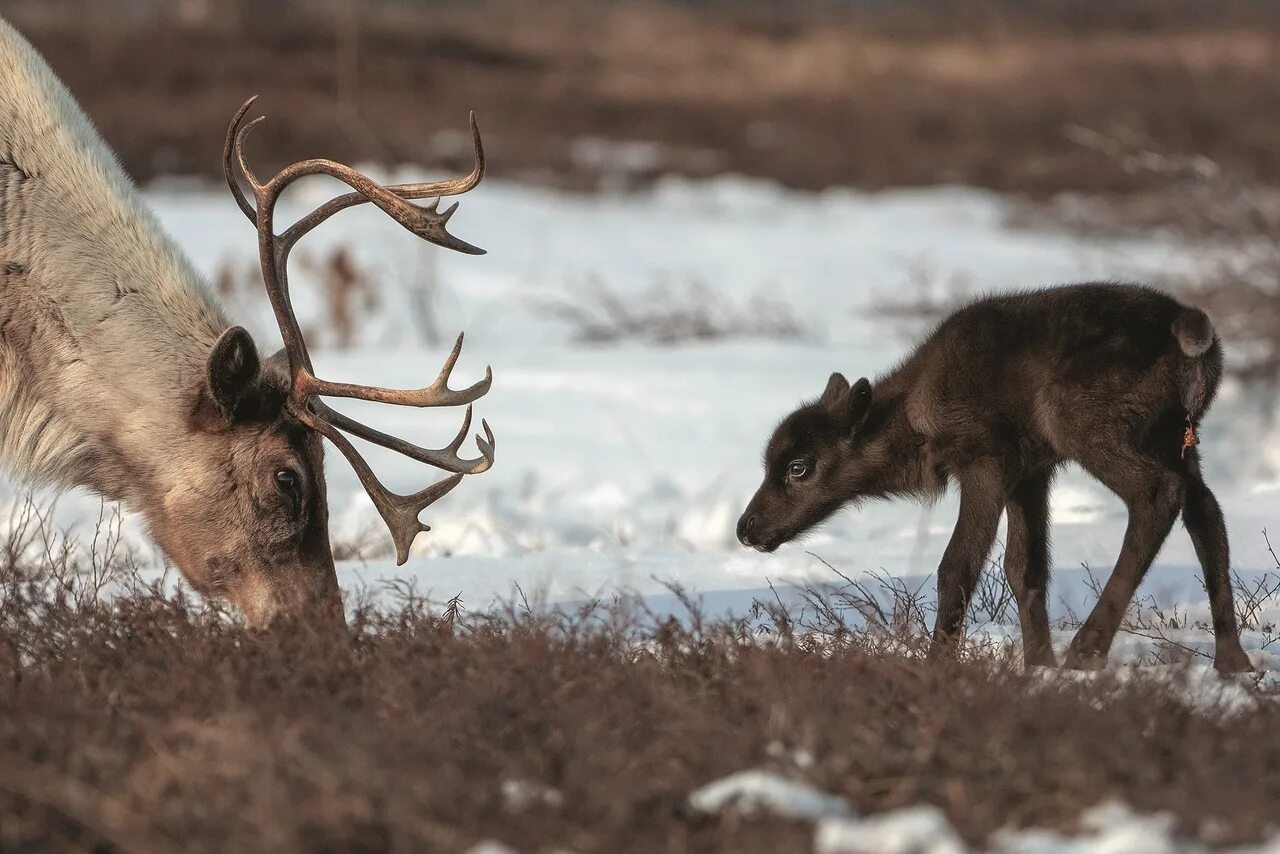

0,18,494,625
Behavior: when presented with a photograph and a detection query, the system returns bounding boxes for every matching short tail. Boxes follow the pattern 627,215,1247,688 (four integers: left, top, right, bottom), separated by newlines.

1172,307,1215,357
1173,307,1218,424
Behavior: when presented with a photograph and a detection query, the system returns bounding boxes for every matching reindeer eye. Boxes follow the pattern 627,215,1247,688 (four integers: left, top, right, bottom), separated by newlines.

274,468,303,516
788,460,809,479
274,469,300,494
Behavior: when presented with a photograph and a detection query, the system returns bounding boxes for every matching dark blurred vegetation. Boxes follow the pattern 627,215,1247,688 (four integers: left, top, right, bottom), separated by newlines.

3,0,1280,194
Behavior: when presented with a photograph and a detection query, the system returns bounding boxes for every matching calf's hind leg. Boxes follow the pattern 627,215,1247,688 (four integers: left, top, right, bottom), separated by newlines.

1004,471,1055,667
1065,453,1183,670
1182,451,1251,672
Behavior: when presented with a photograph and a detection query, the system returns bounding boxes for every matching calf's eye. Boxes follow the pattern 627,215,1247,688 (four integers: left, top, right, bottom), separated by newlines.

788,461,809,479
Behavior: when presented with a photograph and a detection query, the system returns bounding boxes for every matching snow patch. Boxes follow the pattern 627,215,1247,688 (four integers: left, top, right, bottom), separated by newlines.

817,800,1280,853
463,842,519,854
688,770,853,821
995,802,1188,854
501,778,565,813
817,806,966,854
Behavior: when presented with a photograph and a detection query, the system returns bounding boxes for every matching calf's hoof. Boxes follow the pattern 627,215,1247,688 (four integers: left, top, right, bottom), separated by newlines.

1213,644,1254,674
1062,647,1108,671
1023,644,1057,669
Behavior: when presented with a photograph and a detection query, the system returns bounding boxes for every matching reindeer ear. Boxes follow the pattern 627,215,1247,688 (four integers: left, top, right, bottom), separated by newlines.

848,377,874,432
261,346,291,378
207,326,261,417
819,372,851,408
820,373,873,434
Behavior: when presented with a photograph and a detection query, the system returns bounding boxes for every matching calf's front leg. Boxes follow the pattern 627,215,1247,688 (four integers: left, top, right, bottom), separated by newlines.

931,465,1006,653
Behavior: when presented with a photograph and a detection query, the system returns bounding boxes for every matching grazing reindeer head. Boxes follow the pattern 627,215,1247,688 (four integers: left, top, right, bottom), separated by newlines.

737,372,874,551
0,20,493,629
181,98,497,626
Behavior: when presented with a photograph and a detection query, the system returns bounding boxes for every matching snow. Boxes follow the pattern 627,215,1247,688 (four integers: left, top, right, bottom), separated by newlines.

9,175,1280,659
500,778,565,813
686,771,1280,853
815,803,1192,854
463,842,519,854
993,803,1184,854
817,806,966,854
688,769,853,821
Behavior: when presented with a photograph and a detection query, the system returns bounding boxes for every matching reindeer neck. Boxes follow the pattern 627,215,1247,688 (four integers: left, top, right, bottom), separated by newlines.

0,19,228,497
849,371,939,502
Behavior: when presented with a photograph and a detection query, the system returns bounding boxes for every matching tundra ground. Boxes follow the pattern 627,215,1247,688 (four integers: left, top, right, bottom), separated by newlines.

4,518,1280,854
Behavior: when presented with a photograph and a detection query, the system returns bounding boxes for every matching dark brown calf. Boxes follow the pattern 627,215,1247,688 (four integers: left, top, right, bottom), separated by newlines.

738,283,1251,672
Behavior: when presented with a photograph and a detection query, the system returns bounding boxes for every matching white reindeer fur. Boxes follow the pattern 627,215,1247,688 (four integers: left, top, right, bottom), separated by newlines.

0,17,229,504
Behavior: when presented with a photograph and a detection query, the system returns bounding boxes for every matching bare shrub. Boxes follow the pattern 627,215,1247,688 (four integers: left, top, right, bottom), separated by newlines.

1055,564,1208,667
800,530,1280,669
1053,558,1279,667
547,274,815,345
329,517,389,565
0,497,152,614
794,547,1015,660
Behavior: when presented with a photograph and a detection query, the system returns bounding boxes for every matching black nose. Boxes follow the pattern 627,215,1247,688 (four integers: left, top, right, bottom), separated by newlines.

737,513,759,547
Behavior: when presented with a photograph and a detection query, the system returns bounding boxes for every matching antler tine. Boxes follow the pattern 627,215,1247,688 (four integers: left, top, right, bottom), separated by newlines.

265,158,485,258
235,117,268,198
311,400,496,475
299,408,465,565
224,99,486,248
223,96,259,222
279,112,486,250
295,332,492,408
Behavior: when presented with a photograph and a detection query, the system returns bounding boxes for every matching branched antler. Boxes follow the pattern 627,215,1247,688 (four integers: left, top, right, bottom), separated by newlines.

223,96,494,564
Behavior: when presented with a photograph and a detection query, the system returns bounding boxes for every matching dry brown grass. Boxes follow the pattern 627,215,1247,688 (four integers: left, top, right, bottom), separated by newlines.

5,0,1280,195
5,509,1280,852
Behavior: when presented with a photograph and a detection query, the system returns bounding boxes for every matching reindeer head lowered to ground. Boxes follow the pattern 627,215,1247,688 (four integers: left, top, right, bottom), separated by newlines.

0,12,496,626
182,99,496,625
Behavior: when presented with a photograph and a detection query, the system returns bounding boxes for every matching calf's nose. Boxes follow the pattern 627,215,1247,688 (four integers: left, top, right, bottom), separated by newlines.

737,512,759,547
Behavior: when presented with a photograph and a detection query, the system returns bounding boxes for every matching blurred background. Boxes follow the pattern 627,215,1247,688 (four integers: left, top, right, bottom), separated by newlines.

6,0,1280,360
2,0,1278,609
6,0,1280,195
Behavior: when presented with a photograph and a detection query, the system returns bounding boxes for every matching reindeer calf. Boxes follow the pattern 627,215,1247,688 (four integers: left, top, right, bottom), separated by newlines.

738,282,1251,672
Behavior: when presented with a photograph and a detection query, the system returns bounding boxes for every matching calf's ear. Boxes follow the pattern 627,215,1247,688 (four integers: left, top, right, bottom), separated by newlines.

819,372,850,407
848,377,874,433
820,373,873,434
